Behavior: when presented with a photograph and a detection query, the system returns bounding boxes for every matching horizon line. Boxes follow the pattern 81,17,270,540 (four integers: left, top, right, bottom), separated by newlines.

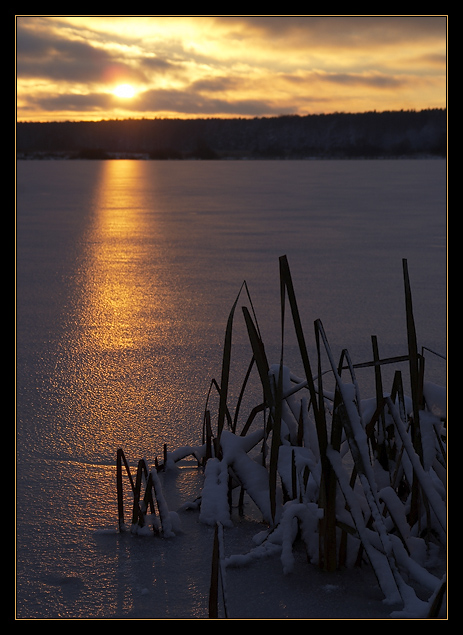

17,106,447,125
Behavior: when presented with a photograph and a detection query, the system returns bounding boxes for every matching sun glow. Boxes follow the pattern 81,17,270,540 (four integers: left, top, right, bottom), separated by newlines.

113,83,136,99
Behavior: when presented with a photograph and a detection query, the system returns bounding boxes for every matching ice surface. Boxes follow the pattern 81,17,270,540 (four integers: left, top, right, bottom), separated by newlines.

16,159,446,619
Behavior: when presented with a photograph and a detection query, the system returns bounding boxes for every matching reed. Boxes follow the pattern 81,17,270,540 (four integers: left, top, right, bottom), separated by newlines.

116,255,446,617
116,448,176,536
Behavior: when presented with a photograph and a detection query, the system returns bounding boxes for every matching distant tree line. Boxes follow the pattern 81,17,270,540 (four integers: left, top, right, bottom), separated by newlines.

16,109,446,159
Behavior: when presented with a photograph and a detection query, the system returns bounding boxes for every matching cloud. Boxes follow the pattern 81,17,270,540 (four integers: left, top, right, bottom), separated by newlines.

189,76,241,93
23,86,285,118
17,18,148,85
24,91,114,113
139,55,174,73
211,15,446,48
16,15,447,121
311,70,406,89
138,88,286,116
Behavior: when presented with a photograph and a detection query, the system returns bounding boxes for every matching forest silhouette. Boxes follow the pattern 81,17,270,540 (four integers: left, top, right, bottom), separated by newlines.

17,109,446,160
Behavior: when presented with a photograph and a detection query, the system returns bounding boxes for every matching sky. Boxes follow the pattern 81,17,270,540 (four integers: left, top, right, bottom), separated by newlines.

16,15,447,122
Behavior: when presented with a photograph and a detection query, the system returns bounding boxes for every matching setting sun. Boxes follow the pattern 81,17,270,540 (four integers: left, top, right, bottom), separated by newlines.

113,83,136,99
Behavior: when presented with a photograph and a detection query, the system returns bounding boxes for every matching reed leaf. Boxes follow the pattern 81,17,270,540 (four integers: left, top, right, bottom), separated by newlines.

116,448,134,529
243,302,281,522
403,259,429,529
402,258,423,428
217,284,244,440
242,306,272,409
132,460,145,526
390,370,407,425
233,356,256,434
209,523,220,618
268,364,283,523
239,402,266,438
204,410,213,462
278,258,338,564
371,335,386,429
279,256,320,422
203,378,232,442
217,281,261,440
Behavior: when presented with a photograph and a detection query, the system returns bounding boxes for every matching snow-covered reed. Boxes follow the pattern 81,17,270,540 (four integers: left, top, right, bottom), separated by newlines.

117,256,446,618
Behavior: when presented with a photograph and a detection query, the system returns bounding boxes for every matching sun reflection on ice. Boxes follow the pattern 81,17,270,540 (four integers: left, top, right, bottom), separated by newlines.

81,160,163,352
62,160,185,461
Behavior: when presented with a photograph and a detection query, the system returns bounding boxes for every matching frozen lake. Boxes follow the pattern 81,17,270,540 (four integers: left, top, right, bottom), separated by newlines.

16,159,446,619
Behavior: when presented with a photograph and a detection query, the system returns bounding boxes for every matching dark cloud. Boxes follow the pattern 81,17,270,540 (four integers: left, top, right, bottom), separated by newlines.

128,87,286,116
417,53,447,68
24,91,115,113
279,70,405,89
189,76,241,93
213,15,447,47
16,19,146,85
315,71,405,89
25,86,287,118
139,55,175,73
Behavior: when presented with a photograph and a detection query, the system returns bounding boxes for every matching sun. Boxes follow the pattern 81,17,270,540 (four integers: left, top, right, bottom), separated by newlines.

113,83,136,99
